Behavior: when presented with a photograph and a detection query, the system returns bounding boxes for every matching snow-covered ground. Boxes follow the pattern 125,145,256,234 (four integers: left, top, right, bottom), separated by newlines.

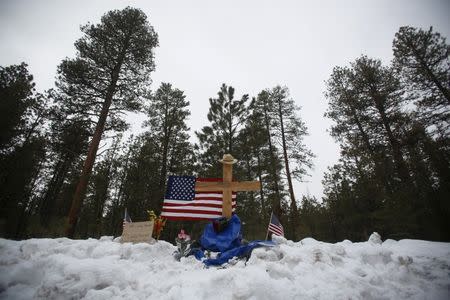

1,233,449,299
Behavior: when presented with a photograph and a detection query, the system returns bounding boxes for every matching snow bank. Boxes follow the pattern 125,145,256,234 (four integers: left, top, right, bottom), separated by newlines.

1,233,449,299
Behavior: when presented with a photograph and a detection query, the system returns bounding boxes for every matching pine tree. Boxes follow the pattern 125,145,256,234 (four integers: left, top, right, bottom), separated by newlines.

252,90,285,218
78,136,122,238
101,135,134,237
237,101,269,211
58,7,159,237
324,56,418,239
326,56,411,186
0,63,45,153
0,63,48,238
0,63,34,151
196,84,250,175
392,27,450,240
267,86,314,239
145,83,193,207
393,26,450,132
38,96,91,228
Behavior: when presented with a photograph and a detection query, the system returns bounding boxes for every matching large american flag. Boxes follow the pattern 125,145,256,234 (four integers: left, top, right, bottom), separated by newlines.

268,212,284,237
161,176,236,220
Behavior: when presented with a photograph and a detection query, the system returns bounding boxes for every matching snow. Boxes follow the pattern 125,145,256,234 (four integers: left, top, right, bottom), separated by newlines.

1,233,449,300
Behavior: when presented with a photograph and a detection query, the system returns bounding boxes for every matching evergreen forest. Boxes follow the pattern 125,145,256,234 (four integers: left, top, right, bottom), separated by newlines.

1,7,449,242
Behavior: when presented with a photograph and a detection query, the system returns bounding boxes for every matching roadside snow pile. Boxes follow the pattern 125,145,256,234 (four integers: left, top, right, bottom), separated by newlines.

1,233,449,299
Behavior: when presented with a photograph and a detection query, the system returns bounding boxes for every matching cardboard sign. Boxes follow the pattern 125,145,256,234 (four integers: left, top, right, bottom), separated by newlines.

121,221,154,243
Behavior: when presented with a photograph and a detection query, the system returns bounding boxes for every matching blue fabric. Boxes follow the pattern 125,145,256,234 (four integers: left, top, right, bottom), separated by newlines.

203,240,276,266
192,215,277,266
200,214,242,252
191,248,205,260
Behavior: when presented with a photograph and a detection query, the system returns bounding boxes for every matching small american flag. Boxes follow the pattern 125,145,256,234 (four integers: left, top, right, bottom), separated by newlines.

268,212,284,237
161,176,236,220
123,208,132,228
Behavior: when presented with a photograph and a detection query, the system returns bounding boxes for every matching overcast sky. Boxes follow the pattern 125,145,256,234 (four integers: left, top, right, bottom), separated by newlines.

1,0,449,200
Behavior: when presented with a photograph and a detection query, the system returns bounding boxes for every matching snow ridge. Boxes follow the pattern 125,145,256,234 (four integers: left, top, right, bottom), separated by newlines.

0,234,449,299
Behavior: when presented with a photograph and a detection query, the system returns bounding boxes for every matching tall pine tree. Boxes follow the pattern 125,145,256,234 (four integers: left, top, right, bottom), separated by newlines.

196,84,250,176
57,7,159,237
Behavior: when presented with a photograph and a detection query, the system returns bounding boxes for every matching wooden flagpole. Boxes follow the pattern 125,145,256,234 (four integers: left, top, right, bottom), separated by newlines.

222,157,233,218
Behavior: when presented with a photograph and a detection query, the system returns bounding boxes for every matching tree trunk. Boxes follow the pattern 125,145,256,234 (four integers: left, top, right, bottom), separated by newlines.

421,60,450,105
277,98,296,208
352,108,375,155
158,105,171,207
65,95,113,238
351,108,392,193
256,151,266,216
228,95,233,154
64,62,124,238
373,98,410,184
22,105,45,147
40,157,70,227
405,38,450,105
262,97,282,217
95,165,111,238
64,21,134,237
277,96,298,239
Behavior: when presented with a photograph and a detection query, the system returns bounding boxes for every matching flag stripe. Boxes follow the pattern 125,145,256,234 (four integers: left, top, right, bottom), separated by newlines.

163,201,236,208
161,211,223,220
268,224,284,236
267,213,284,237
163,206,236,213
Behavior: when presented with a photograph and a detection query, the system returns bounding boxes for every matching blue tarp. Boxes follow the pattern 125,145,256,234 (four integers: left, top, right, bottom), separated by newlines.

203,240,276,266
200,214,242,252
191,214,276,266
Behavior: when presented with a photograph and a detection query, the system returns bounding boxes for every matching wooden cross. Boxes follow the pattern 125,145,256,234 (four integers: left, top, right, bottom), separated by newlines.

194,154,261,219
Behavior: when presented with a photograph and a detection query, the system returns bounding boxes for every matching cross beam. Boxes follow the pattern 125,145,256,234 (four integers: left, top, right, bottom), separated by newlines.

194,154,261,219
